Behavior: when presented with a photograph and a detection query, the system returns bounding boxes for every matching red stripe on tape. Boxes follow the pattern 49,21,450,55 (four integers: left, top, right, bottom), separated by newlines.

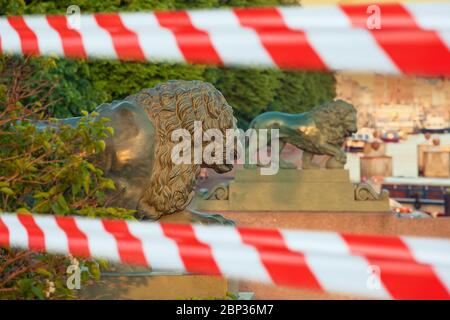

7,16,39,55
161,223,221,275
155,11,222,65
342,234,416,262
370,258,450,300
234,7,325,70
341,4,450,76
343,234,450,299
102,220,147,265
239,228,322,290
0,218,9,248
94,13,145,61
340,4,418,29
17,214,45,252
55,216,90,258
46,15,87,58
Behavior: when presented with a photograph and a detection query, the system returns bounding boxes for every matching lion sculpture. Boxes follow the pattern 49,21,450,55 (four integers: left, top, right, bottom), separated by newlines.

247,100,357,170
53,80,237,220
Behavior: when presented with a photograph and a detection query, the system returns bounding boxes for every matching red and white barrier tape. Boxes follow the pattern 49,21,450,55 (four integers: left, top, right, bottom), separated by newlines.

0,3,449,76
0,213,449,299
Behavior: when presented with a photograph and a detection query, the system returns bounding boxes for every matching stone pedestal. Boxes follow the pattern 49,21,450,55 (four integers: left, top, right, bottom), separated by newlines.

418,144,433,175
418,145,450,176
423,150,450,178
81,272,230,300
196,169,390,212
360,156,392,179
81,211,236,300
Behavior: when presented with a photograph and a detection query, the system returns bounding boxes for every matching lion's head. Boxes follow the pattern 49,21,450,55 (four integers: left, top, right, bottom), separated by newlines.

309,99,358,145
126,80,237,219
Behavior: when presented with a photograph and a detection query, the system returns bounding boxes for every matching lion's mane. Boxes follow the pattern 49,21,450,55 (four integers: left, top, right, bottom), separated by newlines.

309,99,357,146
126,80,235,219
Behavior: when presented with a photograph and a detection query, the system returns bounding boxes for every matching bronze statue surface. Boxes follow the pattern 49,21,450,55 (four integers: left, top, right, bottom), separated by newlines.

247,99,357,169
51,80,237,220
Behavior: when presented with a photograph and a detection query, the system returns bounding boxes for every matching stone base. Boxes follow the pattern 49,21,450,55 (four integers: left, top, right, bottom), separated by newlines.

360,156,392,179
424,150,450,178
81,273,230,300
196,169,390,212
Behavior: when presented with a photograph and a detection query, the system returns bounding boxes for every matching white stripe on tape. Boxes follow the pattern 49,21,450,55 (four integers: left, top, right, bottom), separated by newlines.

33,215,69,254
74,218,120,262
1,214,29,249
78,15,117,59
188,10,276,67
120,13,185,62
127,221,186,271
403,237,450,267
193,225,272,282
0,18,22,54
282,229,350,255
305,253,392,299
301,29,400,73
23,15,64,55
278,6,352,29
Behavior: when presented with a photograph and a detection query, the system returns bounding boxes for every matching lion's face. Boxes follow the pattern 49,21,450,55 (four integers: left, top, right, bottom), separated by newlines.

202,110,238,174
342,111,358,136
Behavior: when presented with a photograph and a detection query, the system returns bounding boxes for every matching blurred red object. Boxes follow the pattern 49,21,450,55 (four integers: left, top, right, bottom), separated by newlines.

394,207,412,214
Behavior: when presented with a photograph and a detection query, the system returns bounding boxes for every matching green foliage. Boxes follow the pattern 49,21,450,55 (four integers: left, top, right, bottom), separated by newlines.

270,71,337,114
0,105,135,299
0,56,135,299
0,114,118,215
87,60,207,102
39,59,107,118
204,67,283,128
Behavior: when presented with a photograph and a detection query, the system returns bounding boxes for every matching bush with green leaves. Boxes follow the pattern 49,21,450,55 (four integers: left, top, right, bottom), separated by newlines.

0,56,135,299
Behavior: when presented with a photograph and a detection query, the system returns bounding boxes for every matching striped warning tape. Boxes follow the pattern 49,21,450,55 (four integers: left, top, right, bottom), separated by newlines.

0,213,449,299
0,3,449,76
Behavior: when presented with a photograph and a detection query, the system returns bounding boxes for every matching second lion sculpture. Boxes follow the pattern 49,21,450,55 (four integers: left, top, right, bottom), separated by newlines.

51,80,237,221
246,100,358,170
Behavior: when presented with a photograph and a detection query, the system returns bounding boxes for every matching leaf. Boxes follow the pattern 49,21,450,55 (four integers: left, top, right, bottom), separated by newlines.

34,192,50,199
17,279,33,292
101,179,116,190
56,195,70,212
0,187,14,196
48,186,59,196
51,202,64,215
106,127,114,136
31,286,45,300
86,163,96,172
97,259,109,270
88,263,101,280
82,171,90,195
95,140,106,152
35,268,52,277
